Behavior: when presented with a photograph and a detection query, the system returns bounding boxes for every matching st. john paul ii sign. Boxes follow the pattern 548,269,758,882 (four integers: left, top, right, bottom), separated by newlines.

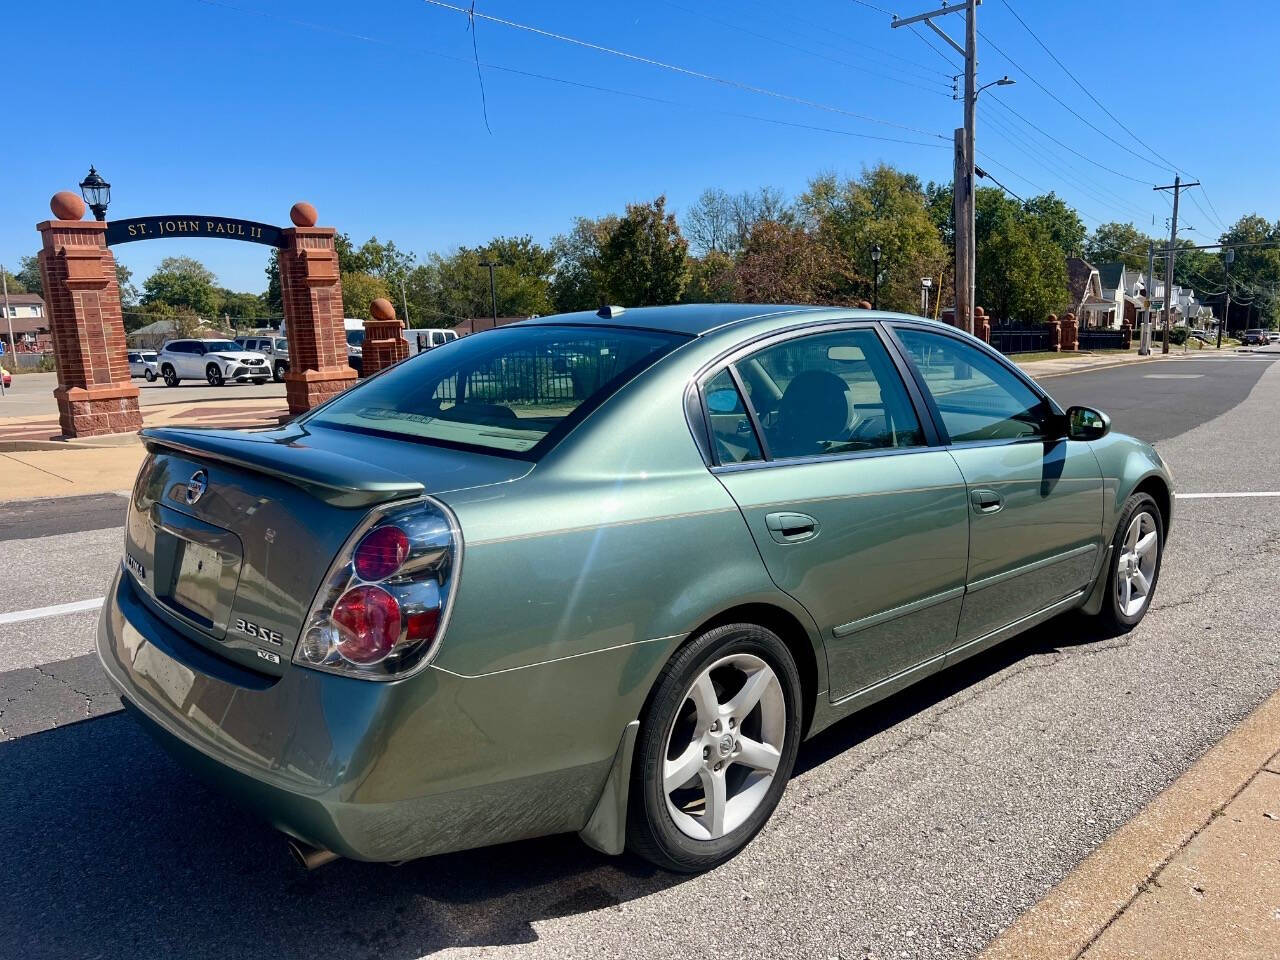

105,215,286,248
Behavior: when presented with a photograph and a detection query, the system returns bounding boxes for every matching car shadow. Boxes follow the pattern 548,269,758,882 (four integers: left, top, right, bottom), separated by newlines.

0,614,1114,958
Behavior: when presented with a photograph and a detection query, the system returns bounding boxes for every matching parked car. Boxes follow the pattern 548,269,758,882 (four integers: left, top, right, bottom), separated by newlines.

344,318,365,376
1,366,9,389
99,305,1172,874
1269,333,1280,344
156,338,271,387
127,350,160,381
409,327,460,355
1240,329,1268,345
235,333,289,382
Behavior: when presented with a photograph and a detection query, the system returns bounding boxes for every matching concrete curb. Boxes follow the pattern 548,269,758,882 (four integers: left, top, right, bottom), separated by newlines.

0,433,143,453
979,686,1280,960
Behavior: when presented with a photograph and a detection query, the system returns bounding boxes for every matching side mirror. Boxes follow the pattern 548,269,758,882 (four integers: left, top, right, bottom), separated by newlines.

1067,405,1111,440
706,388,742,414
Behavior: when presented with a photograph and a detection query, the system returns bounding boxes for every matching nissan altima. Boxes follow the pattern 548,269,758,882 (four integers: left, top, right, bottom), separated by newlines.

98,304,1171,873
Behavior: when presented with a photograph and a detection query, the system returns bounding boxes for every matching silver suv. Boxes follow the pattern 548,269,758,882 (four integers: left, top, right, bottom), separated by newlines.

236,334,290,382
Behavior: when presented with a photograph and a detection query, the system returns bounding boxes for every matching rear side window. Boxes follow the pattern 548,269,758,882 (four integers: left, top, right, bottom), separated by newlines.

703,369,763,464
730,328,925,460
311,325,687,458
894,328,1048,442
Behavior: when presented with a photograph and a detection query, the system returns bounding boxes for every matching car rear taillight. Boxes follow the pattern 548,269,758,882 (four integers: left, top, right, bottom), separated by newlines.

295,497,460,679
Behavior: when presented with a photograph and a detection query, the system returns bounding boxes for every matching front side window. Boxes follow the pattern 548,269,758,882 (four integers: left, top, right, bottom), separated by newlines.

310,324,687,458
202,340,239,353
894,328,1048,442
731,328,925,461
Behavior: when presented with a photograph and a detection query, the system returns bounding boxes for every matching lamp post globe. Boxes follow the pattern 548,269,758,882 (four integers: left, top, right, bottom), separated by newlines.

79,166,111,222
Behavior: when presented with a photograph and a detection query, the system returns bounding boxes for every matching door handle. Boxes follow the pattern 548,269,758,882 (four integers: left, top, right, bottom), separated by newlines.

969,488,1003,514
765,512,819,544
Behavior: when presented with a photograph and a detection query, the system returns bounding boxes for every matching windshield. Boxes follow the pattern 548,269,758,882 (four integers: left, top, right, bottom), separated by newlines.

141,352,157,360
204,340,241,353
346,330,364,346
310,324,687,458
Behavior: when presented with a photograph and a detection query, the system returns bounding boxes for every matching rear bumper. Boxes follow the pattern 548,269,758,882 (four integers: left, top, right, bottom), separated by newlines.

96,567,624,862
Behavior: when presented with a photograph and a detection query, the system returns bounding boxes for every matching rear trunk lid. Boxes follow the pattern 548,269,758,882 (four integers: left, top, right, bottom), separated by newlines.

124,423,530,676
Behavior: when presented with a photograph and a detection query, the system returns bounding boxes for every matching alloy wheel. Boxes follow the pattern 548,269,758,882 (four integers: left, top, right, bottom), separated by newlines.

1115,511,1158,618
662,653,785,841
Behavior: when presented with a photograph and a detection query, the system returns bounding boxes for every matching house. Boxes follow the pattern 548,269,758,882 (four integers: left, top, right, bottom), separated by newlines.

450,316,528,336
1148,282,1208,329
1066,258,1113,328
0,293,52,352
1092,263,1147,330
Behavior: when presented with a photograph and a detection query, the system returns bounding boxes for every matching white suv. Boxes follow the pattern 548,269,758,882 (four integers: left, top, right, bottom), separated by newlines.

157,338,271,387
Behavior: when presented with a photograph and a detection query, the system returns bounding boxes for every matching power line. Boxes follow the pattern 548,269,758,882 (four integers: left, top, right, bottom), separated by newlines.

996,0,1184,175
979,29,1174,175
193,0,947,147
987,98,1152,186
419,0,949,141
658,0,953,95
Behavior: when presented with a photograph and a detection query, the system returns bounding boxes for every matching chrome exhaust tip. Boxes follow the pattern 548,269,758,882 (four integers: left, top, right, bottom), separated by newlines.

287,837,340,871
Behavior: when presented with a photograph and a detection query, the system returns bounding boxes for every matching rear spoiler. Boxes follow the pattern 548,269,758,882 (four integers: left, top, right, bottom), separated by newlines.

140,427,425,507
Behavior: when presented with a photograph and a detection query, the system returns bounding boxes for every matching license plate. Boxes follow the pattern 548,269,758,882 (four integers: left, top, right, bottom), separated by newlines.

172,541,222,622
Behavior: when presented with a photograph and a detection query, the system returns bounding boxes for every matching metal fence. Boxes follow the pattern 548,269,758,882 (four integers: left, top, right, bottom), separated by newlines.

988,327,1051,354
431,351,617,406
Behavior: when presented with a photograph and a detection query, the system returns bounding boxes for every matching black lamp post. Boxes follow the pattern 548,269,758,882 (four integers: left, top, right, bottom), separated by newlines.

478,259,500,329
870,244,882,309
79,166,111,221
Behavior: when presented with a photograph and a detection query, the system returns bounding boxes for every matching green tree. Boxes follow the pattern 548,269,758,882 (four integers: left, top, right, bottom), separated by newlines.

1085,222,1153,270
1218,215,1280,328
683,188,736,256
116,263,139,307
599,196,688,306
340,272,391,318
550,215,618,312
682,250,737,304
214,289,270,330
263,250,283,315
1023,193,1087,258
800,165,947,311
975,188,1069,323
141,256,218,317
1,267,26,294
14,256,43,297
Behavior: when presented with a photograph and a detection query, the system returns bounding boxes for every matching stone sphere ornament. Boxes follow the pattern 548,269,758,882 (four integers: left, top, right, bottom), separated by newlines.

370,298,396,322
289,202,318,227
51,191,86,221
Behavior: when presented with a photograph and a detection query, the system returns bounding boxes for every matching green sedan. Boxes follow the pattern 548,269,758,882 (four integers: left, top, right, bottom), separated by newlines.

97,304,1171,873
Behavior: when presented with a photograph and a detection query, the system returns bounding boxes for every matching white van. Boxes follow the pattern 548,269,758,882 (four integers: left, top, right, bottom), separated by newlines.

409,328,460,355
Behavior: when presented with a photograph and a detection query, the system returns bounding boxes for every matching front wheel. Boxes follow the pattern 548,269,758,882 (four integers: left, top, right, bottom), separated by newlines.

206,364,224,386
627,622,802,873
161,364,180,387
144,369,156,382
1096,492,1164,631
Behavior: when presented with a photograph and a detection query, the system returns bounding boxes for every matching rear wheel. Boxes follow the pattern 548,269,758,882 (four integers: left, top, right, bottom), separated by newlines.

1095,492,1164,631
161,364,179,387
206,363,224,386
628,622,801,873
144,369,156,382
273,361,286,383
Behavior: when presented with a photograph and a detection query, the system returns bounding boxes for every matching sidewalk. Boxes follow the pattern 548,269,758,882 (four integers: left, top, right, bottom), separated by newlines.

981,687,1280,960
1015,349,1159,380
0,395,287,446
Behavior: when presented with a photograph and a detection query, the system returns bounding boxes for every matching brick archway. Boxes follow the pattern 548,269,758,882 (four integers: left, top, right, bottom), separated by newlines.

36,193,356,438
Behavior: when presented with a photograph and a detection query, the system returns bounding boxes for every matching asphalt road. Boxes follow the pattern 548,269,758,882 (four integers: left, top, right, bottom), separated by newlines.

2,352,1279,960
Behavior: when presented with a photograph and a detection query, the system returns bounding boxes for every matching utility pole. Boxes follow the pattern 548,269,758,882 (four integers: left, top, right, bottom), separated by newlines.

893,0,979,334
1140,241,1155,355
1217,247,1233,350
1153,175,1199,354
478,259,500,330
399,276,411,328
1,267,12,396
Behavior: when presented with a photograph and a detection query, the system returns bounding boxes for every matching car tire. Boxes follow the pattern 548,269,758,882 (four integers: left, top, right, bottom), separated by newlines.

273,362,286,383
206,364,224,387
1095,492,1164,632
627,622,802,873
144,370,157,382
161,365,180,387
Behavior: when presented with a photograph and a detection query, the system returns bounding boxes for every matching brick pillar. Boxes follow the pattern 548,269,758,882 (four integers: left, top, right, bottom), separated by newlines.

36,191,142,438
975,306,991,344
1045,314,1061,352
279,202,357,415
1060,312,1079,352
362,298,409,376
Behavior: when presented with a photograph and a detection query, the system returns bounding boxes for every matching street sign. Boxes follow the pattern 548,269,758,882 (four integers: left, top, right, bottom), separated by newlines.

104,215,286,248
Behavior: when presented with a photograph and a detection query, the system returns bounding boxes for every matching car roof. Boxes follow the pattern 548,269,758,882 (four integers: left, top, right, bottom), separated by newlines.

514,303,959,338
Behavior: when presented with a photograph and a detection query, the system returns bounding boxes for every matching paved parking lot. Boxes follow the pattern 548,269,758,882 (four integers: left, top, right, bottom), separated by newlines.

1,351,1278,960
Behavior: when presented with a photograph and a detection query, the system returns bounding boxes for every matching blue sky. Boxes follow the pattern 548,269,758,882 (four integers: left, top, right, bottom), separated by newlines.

3,0,1276,294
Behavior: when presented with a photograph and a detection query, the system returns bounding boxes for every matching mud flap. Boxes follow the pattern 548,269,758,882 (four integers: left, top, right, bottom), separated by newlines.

578,720,639,856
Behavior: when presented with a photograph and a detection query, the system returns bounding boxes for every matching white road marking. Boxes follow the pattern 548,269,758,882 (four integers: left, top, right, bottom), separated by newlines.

1175,492,1280,500
1144,374,1203,379
0,597,104,626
